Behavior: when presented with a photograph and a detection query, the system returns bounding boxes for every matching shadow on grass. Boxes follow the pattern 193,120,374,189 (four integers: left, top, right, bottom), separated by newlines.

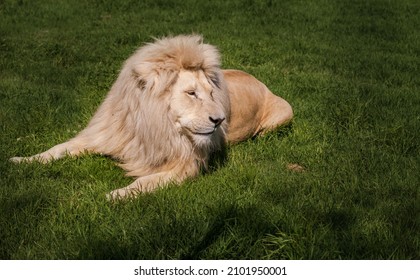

181,203,277,259
251,122,294,142
75,202,276,260
208,122,294,173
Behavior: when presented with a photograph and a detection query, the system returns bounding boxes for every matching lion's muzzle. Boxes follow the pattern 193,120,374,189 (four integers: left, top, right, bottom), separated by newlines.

209,116,225,128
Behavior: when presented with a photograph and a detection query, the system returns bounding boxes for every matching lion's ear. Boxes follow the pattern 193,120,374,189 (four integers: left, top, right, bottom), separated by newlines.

132,63,178,96
137,78,146,91
209,72,221,89
132,63,155,91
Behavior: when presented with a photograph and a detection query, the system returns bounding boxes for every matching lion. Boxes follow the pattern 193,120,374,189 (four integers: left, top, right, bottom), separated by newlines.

10,35,293,200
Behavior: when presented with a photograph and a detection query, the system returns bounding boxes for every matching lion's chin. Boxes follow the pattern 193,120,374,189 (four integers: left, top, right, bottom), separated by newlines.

184,126,216,138
192,129,216,136
190,130,219,148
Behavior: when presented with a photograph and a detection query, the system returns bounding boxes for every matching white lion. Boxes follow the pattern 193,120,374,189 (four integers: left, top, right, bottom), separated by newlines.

10,35,293,199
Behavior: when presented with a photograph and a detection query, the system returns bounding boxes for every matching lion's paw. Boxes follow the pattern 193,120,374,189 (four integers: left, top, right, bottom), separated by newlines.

106,187,140,201
9,157,25,163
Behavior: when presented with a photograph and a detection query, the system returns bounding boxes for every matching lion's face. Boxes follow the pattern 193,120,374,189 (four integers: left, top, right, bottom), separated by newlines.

169,69,227,147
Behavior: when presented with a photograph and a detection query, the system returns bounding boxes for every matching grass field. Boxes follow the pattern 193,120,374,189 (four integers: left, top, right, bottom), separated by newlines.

0,0,419,259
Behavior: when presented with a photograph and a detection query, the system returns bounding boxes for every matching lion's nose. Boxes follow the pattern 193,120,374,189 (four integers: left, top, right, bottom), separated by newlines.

209,116,225,128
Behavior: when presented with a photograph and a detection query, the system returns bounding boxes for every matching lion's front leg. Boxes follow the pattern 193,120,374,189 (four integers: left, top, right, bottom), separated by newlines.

107,171,180,200
10,139,87,164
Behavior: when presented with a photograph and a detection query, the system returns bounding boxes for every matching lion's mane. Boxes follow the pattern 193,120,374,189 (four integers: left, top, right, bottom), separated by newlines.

76,35,230,180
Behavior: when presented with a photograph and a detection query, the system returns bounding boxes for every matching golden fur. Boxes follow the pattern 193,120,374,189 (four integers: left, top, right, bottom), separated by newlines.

11,35,293,199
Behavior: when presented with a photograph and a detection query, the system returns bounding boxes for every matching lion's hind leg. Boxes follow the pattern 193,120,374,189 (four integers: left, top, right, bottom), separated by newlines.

259,94,293,135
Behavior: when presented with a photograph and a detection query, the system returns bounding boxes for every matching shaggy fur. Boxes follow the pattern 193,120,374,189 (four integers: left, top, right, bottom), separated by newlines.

11,35,293,199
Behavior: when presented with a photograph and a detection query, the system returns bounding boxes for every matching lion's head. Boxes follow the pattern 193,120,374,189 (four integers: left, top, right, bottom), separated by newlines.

169,69,228,147
102,35,230,176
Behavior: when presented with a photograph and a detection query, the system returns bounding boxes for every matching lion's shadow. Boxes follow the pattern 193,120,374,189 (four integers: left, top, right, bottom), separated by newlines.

208,122,294,173
207,143,229,173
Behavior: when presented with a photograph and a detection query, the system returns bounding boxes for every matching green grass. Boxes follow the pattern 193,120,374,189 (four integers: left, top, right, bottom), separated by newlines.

1,0,419,259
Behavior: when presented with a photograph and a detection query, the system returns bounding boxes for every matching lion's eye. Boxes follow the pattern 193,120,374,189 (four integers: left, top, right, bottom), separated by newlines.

187,91,197,97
